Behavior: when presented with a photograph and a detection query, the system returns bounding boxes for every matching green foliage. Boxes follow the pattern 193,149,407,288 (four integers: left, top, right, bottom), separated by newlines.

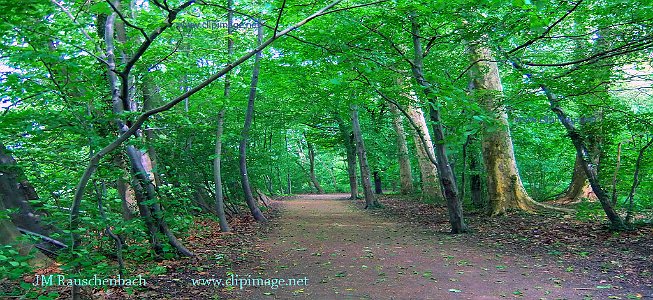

0,0,651,292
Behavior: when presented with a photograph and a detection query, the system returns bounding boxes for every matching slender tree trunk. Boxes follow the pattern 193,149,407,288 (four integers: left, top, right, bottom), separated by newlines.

533,81,625,229
389,103,414,194
468,43,547,216
406,105,443,201
469,149,483,208
104,9,193,256
307,141,325,193
336,114,358,199
373,171,383,194
409,13,466,233
214,110,230,231
212,0,235,232
625,137,653,224
239,22,267,222
611,142,623,205
351,104,378,208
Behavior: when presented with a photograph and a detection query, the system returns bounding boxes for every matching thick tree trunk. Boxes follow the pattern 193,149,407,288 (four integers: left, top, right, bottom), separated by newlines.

389,103,414,194
0,143,58,265
351,105,379,208
469,43,547,216
0,144,56,237
0,195,51,267
336,114,358,199
406,105,443,201
307,141,325,193
409,13,466,233
239,23,267,222
556,154,597,204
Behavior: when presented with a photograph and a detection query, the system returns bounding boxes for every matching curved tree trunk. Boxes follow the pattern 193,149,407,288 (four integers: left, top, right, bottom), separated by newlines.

389,103,414,194
239,23,267,222
351,104,378,208
101,10,193,256
469,43,546,216
212,0,234,233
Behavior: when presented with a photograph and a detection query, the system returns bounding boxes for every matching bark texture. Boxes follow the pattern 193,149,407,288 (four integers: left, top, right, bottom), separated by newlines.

556,154,597,204
409,13,466,233
469,43,544,216
336,114,358,200
214,109,230,232
406,105,443,201
239,23,267,222
307,141,325,193
351,105,378,208
389,103,414,194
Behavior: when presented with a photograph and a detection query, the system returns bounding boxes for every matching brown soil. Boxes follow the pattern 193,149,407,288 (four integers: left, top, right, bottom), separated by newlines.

225,194,651,299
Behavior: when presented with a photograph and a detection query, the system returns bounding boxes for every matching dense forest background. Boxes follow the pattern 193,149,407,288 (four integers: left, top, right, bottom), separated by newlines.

0,0,652,298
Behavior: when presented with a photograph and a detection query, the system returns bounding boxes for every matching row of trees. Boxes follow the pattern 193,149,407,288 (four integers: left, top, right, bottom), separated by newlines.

1,0,652,298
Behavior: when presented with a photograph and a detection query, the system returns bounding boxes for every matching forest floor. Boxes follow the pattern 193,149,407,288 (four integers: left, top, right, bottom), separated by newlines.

65,193,652,299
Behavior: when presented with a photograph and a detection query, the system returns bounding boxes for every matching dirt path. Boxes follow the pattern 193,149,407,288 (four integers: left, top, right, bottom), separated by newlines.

228,194,647,299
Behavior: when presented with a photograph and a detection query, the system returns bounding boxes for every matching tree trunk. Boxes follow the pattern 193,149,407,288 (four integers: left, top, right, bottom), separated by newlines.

0,143,56,237
102,10,193,256
0,143,58,266
239,22,267,222
351,104,378,208
468,141,484,208
389,103,414,194
556,154,597,204
336,114,358,199
625,137,653,224
212,0,234,232
307,141,325,193
468,43,546,216
0,194,51,267
373,171,383,194
409,13,466,233
406,105,443,201
213,109,230,232
611,142,623,205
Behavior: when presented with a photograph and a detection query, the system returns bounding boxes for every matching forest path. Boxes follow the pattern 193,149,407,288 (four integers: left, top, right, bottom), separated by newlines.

227,194,623,300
